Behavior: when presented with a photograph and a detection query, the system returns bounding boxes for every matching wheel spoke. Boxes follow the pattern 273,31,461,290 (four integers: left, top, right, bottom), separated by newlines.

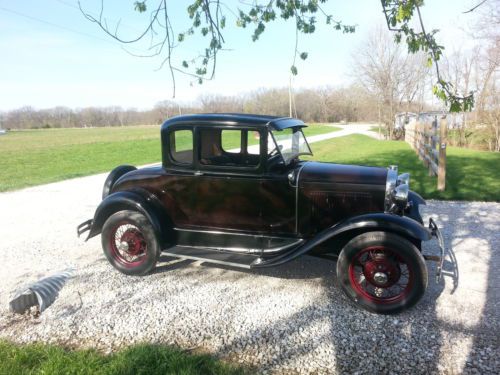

110,223,147,267
348,245,414,304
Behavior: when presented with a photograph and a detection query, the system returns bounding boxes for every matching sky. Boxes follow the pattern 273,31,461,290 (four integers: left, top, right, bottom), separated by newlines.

0,0,482,111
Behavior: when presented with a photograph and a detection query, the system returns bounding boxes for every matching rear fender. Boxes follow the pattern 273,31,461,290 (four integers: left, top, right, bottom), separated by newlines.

253,213,432,268
86,189,173,248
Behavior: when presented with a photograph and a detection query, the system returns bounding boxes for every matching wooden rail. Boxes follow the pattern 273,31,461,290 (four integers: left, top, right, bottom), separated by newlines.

405,116,447,191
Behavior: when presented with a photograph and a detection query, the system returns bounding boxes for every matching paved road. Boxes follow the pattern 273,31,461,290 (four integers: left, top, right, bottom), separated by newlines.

233,123,382,155
305,124,383,144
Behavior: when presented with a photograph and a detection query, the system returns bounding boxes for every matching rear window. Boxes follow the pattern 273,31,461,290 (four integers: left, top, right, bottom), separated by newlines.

221,129,241,153
170,129,193,164
247,131,260,155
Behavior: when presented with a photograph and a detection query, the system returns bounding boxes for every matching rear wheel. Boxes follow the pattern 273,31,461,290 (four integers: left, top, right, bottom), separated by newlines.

337,231,427,314
101,210,160,275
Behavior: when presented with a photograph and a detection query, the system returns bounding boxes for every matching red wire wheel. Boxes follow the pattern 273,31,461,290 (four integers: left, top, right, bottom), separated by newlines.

348,246,413,304
109,223,148,268
337,232,427,314
101,210,160,276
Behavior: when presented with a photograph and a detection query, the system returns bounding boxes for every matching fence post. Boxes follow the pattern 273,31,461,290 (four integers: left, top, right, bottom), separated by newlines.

423,122,429,169
429,117,437,176
438,117,447,191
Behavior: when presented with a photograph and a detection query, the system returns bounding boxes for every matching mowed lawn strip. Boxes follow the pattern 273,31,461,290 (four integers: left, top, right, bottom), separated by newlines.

0,124,338,191
0,339,247,375
306,134,500,202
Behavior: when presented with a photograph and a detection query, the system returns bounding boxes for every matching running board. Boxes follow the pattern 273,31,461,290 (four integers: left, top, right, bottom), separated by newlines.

162,246,260,269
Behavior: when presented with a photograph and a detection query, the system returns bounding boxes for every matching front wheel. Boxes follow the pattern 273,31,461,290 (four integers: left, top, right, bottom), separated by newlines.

337,231,427,314
101,210,160,276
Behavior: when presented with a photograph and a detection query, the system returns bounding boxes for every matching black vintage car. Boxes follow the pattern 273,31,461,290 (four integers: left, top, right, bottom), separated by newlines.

78,114,444,314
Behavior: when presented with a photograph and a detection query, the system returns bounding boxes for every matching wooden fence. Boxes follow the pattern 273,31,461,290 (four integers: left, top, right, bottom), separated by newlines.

405,116,447,191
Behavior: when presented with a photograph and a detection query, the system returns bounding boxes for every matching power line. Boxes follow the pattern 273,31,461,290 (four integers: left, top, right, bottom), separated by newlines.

51,0,142,33
0,5,118,45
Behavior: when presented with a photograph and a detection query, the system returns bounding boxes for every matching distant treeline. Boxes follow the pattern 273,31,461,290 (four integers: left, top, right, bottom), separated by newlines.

0,85,429,130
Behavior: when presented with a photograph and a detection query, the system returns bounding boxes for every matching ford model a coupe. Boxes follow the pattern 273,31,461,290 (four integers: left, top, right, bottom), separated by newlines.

78,114,444,314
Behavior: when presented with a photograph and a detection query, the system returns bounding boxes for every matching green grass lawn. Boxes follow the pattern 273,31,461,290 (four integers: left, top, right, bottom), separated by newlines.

306,134,500,201
0,124,338,191
1,126,497,201
0,340,246,375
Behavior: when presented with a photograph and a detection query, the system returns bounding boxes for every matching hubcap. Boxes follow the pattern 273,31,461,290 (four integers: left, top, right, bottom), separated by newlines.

373,272,388,285
118,241,129,252
363,253,401,288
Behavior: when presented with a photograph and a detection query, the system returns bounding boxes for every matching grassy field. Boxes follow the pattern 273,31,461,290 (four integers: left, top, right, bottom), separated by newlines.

0,124,338,191
0,340,246,375
1,126,497,201
306,134,500,201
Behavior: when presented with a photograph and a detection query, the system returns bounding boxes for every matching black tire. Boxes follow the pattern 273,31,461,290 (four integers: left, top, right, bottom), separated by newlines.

336,231,427,314
101,210,160,276
102,165,137,199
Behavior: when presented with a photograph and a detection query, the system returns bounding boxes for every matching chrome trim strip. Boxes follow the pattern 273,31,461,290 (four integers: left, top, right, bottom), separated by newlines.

170,240,304,255
173,227,293,241
295,161,309,234
261,239,304,253
176,244,260,254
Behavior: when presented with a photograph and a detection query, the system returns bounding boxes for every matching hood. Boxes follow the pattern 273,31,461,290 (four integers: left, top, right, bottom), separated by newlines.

299,162,387,186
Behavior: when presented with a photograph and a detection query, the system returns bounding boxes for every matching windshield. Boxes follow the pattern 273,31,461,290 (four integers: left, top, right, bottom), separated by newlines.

269,127,312,164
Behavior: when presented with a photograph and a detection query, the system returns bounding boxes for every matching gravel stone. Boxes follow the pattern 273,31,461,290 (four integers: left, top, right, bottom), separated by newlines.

0,173,499,374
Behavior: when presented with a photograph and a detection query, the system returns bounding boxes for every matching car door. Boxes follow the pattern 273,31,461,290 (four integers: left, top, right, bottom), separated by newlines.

168,125,267,232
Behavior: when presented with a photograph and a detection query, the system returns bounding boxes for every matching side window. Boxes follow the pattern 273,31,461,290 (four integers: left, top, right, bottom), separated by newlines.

247,131,260,155
170,129,193,164
221,130,241,153
199,128,260,168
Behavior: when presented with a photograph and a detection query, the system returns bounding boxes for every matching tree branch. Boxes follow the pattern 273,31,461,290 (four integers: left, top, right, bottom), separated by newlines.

463,0,488,14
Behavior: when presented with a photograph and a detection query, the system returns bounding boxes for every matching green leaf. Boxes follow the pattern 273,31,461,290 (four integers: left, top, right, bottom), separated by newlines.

178,33,185,42
291,65,298,75
300,52,308,60
134,1,146,13
449,101,461,113
182,61,189,68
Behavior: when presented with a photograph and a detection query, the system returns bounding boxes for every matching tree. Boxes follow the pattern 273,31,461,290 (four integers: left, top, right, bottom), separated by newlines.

473,0,500,151
78,0,473,111
442,49,476,147
352,26,429,139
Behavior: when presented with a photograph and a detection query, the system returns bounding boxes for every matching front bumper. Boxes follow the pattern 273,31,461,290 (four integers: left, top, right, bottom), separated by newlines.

424,218,445,282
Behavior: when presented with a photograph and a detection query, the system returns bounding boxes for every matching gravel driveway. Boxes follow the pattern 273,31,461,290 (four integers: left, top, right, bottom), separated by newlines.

0,173,498,374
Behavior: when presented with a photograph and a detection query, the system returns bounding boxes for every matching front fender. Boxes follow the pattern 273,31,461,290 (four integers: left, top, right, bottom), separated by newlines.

405,190,426,224
86,189,173,247
253,213,432,268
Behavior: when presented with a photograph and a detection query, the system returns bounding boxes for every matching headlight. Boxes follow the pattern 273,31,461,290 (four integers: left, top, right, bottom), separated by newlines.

393,183,409,207
385,166,411,212
398,173,410,186
385,166,398,208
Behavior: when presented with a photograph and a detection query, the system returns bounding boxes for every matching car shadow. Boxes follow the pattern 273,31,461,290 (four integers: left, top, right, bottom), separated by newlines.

148,225,461,373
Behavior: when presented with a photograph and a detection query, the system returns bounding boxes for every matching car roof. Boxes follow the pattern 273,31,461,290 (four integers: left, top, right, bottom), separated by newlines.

161,113,306,131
